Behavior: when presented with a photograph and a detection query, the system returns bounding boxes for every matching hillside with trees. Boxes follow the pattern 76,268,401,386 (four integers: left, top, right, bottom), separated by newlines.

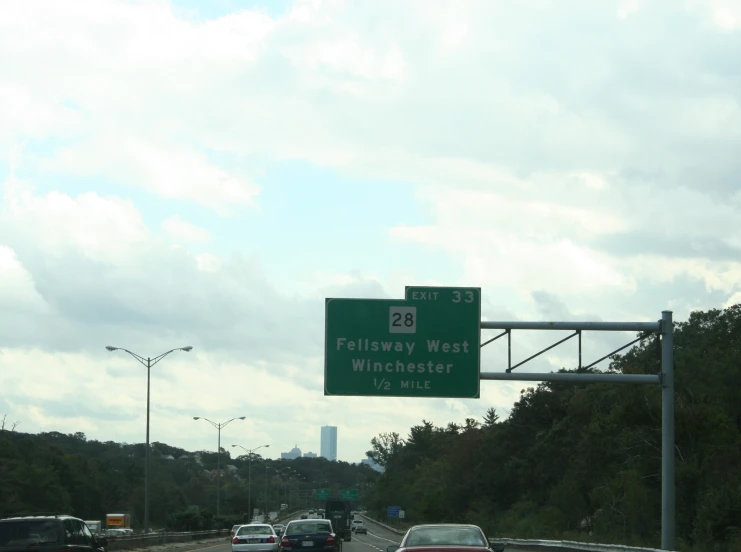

0,428,379,529
365,305,741,552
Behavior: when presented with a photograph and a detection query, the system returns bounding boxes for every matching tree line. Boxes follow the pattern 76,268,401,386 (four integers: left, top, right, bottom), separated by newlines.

365,305,741,552
0,429,379,530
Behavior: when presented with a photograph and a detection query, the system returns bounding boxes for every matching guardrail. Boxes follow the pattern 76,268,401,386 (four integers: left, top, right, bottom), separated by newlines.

359,514,676,552
107,530,228,551
489,538,676,552
358,514,405,535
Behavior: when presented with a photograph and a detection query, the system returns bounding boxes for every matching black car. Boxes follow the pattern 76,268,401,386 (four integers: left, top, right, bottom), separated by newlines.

0,514,108,552
279,520,340,552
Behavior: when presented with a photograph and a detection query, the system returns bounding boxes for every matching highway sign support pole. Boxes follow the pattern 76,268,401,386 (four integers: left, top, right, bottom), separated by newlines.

661,311,675,551
479,315,674,551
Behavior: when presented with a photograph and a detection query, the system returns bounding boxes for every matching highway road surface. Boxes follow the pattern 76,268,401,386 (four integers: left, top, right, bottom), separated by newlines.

350,516,404,552
168,513,537,552
169,513,403,552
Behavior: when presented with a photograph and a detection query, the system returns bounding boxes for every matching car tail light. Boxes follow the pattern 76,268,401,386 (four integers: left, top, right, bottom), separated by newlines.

281,536,291,547
326,535,335,546
268,536,275,543
233,537,240,544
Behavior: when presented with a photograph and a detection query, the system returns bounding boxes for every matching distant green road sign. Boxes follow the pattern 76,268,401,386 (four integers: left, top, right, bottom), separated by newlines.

325,286,481,398
340,489,359,500
315,488,330,500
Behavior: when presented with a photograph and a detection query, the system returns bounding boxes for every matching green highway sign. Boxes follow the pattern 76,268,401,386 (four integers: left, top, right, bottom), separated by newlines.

325,286,481,398
340,489,359,500
315,488,330,500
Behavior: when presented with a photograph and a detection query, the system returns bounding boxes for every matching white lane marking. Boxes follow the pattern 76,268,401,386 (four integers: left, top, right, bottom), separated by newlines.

351,534,393,552
188,544,230,552
365,531,398,544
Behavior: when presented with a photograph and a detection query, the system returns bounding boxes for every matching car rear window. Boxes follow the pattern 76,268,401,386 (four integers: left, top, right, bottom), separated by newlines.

406,527,486,547
237,525,273,536
286,523,332,535
0,520,63,546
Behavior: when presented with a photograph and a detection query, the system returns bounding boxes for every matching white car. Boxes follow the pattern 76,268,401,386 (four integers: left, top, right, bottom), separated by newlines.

232,524,279,552
351,520,366,533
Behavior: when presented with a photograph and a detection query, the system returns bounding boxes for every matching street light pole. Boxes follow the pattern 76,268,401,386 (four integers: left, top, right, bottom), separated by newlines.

193,416,246,515
266,466,281,515
105,345,192,533
231,444,269,520
277,469,293,509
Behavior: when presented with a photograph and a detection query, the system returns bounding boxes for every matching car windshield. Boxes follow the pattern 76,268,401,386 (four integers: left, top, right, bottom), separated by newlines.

405,527,486,547
237,526,273,536
286,523,332,535
0,520,62,546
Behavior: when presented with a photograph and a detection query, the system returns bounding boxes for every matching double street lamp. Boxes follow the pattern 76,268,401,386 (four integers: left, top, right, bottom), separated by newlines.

105,345,193,533
193,416,246,515
231,444,269,520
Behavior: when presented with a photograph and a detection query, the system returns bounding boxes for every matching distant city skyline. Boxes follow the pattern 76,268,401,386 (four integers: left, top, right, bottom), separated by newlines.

280,444,302,460
320,426,337,461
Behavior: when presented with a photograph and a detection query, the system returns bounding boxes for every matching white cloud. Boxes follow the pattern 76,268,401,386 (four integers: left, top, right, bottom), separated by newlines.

162,215,210,243
1,0,736,204
389,182,741,323
48,138,260,214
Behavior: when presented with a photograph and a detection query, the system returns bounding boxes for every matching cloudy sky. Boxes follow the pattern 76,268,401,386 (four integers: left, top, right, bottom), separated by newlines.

1,0,739,463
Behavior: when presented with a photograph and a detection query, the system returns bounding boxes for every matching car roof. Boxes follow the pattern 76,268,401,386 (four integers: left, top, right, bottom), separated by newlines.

1,515,77,521
410,524,480,529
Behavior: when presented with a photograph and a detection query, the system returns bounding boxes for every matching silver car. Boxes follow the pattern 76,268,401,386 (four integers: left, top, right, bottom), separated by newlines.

232,524,279,552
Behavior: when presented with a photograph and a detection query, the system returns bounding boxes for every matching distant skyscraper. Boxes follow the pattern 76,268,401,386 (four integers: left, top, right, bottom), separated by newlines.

320,426,337,460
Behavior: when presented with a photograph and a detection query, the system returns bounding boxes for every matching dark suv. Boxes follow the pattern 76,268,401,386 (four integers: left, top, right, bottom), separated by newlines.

0,514,107,552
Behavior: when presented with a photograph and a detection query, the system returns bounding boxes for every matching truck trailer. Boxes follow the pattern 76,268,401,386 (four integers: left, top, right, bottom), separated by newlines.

106,513,131,530
325,500,352,541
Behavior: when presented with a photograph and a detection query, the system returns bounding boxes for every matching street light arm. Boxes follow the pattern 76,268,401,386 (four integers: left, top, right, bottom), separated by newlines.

106,347,148,367
221,416,247,429
150,346,192,367
231,444,249,456
232,443,269,459
194,416,219,429
106,346,192,367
